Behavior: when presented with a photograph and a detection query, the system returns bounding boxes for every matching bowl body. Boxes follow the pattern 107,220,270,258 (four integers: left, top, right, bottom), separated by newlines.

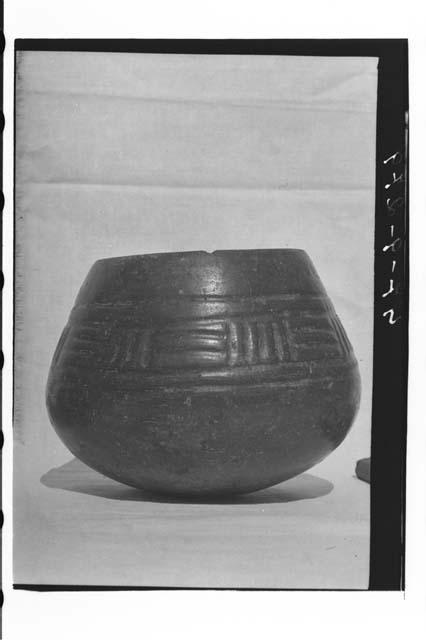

46,249,361,496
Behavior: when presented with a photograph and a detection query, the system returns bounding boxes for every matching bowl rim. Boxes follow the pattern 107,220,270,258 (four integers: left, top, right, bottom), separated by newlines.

94,248,309,266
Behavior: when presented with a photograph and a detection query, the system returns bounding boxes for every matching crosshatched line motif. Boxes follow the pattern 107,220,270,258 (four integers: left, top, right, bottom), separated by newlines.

61,311,352,372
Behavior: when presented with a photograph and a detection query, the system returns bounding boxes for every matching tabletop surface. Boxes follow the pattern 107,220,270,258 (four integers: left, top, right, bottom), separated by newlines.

14,447,370,589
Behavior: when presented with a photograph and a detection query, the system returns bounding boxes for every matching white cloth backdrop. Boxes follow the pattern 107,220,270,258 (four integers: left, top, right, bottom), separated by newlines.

14,51,377,588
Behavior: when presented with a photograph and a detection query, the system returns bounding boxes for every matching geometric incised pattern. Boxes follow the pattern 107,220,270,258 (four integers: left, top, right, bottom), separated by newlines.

61,311,353,373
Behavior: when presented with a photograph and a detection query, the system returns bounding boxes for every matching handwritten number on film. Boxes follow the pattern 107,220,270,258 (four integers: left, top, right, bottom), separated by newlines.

382,151,405,325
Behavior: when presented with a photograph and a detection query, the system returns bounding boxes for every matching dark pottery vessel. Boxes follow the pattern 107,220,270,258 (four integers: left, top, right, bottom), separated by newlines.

46,249,361,497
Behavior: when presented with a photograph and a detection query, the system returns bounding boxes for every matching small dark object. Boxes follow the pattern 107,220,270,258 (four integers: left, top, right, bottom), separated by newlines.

355,457,371,483
46,249,361,497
